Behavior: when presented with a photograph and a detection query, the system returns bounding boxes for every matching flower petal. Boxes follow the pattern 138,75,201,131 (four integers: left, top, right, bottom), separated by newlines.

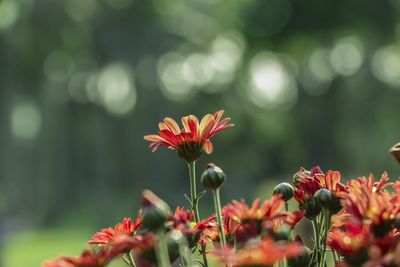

199,114,216,139
163,117,181,135
204,140,213,154
144,135,165,142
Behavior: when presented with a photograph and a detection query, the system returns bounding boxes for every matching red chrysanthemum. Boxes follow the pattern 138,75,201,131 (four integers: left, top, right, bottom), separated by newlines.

223,196,284,224
328,223,370,256
43,248,117,267
212,238,304,266
168,207,216,246
338,173,397,231
89,215,142,247
144,110,233,162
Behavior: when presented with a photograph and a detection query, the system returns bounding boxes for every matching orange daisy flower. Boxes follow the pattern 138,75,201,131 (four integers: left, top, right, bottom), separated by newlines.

223,196,284,224
144,110,233,162
88,215,142,247
43,248,117,267
213,238,304,267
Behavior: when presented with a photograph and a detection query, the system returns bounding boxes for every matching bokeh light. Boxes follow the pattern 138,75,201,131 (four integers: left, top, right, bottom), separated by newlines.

11,98,42,140
247,52,297,109
371,45,400,88
96,63,137,115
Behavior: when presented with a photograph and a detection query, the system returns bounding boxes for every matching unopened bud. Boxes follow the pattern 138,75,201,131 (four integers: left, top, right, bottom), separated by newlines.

201,163,227,190
314,189,342,213
302,199,321,219
273,182,294,201
390,143,400,165
141,190,171,231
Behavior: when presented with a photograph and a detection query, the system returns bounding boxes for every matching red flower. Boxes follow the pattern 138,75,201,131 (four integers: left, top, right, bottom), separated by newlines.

338,173,397,233
212,238,304,266
43,248,116,267
144,110,233,162
223,196,284,224
168,207,216,246
89,215,142,247
328,223,370,256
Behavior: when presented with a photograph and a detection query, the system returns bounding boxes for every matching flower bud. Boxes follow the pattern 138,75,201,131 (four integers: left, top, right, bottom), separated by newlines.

273,182,294,201
314,189,342,213
139,233,181,264
314,189,333,209
389,143,400,165
302,199,321,219
200,163,227,190
141,190,171,231
293,168,311,186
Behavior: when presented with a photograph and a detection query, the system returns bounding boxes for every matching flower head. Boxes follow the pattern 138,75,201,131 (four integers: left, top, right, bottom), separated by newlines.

144,110,233,162
43,248,116,267
168,207,216,247
212,238,304,266
223,196,284,224
293,166,347,216
88,215,142,247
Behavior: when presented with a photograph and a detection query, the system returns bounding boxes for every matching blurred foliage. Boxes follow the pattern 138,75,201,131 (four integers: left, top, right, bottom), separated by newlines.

1,0,400,265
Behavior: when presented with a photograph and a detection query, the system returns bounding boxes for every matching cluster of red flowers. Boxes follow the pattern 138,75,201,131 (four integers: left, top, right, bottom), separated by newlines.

43,111,400,267
328,173,400,267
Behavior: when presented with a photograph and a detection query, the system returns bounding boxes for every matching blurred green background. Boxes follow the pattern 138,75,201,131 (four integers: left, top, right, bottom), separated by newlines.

1,0,400,266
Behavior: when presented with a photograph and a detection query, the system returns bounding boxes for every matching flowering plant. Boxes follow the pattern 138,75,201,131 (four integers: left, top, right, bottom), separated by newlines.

43,112,400,267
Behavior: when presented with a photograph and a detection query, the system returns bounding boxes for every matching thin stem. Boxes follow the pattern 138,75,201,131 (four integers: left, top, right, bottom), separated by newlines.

201,244,209,267
319,210,331,267
332,249,340,263
155,230,171,267
188,161,200,222
125,251,136,267
308,218,319,267
213,189,226,247
285,202,289,212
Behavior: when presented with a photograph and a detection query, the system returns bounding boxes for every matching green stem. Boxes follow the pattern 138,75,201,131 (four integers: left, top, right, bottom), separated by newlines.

188,161,200,222
125,251,136,267
285,202,289,212
201,244,209,267
155,231,171,267
332,249,339,263
319,210,331,267
213,189,226,248
308,218,319,267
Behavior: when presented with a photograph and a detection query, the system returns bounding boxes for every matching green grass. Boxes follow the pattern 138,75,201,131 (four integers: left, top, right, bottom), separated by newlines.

4,227,125,267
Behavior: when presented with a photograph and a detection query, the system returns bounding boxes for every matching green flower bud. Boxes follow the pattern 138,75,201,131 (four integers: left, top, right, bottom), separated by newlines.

141,190,171,231
314,189,342,213
273,182,294,201
200,163,227,190
389,143,400,165
314,189,333,209
302,199,321,219
140,233,181,264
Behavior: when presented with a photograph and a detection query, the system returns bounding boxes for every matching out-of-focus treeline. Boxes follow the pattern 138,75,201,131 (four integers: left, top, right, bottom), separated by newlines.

1,0,400,237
